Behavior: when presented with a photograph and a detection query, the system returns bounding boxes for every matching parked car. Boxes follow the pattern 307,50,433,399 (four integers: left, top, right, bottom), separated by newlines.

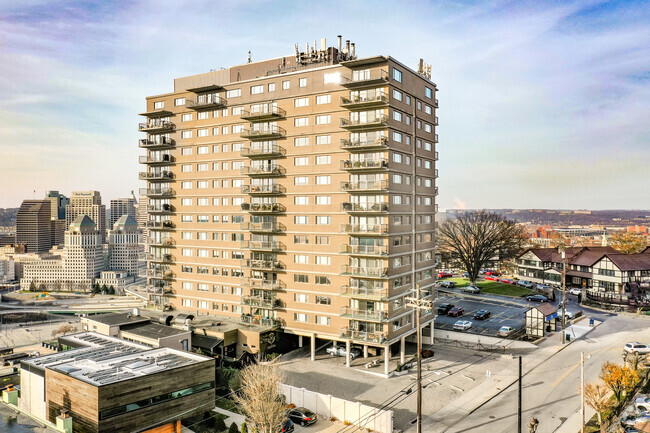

437,272,453,279
326,345,362,359
525,294,549,302
462,272,470,278
569,287,582,296
518,280,535,289
461,285,480,294
635,396,650,412
486,270,500,276
624,342,650,354
500,278,516,285
479,269,488,275
440,281,456,288
287,407,318,427
536,284,551,291
453,320,473,331
474,309,491,320
448,307,465,317
280,419,295,433
497,326,515,337
484,276,500,281
557,308,575,320
437,303,454,315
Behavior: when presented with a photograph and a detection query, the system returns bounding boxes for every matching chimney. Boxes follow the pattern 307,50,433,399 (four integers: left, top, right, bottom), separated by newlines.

346,40,351,54
320,38,326,51
337,35,342,52
351,43,356,58
132,307,140,317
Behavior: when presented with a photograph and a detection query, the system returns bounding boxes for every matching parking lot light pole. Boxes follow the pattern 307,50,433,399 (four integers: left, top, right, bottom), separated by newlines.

560,246,567,344
407,284,432,433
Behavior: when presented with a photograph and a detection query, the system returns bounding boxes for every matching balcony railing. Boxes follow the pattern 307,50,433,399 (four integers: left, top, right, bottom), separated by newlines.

339,223,388,235
340,115,389,130
340,265,388,278
148,238,175,247
242,278,286,291
340,69,389,88
434,133,439,143
138,121,174,133
241,259,285,271
340,159,388,171
340,93,388,109
241,143,286,158
341,202,389,213
241,202,286,213
240,165,286,177
147,204,174,214
240,125,286,140
241,104,286,121
339,327,387,344
340,136,388,151
144,220,175,230
139,154,174,165
339,244,388,256
145,284,172,295
240,222,286,233
340,307,387,322
146,253,174,263
241,295,278,309
146,269,175,280
340,286,388,300
241,184,286,195
139,137,174,149
139,171,173,181
240,240,285,252
140,188,175,198
240,314,281,327
434,98,439,108
434,169,439,178
433,151,439,161
186,94,227,110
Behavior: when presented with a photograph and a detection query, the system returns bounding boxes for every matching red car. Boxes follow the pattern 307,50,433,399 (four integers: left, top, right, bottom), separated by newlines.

500,278,516,285
437,272,453,279
486,270,500,276
448,307,464,317
484,276,499,281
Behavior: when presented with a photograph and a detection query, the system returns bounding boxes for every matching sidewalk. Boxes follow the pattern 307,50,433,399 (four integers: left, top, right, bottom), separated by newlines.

213,406,246,428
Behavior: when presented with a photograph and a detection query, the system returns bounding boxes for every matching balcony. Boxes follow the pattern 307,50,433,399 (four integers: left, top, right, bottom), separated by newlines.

339,244,388,256
339,223,388,235
340,115,388,130
340,286,388,300
340,159,388,171
340,265,388,279
434,133,439,143
146,269,175,280
340,93,388,109
240,314,281,327
433,151,439,161
339,180,389,193
241,104,286,121
139,171,173,181
241,259,285,272
434,98,439,108
240,222,286,233
433,116,439,126
340,69,389,88
240,240,285,252
146,285,173,295
140,188,175,198
139,137,174,149
186,93,227,110
434,186,439,196
147,204,174,214
340,307,387,322
241,295,279,309
241,184,286,195
144,220,175,230
139,154,174,165
340,136,388,152
240,165,286,177
434,169,439,179
339,327,387,344
146,253,174,263
242,278,286,291
241,202,286,214
148,238,175,247
341,202,389,214
240,125,286,140
138,121,174,133
241,143,285,159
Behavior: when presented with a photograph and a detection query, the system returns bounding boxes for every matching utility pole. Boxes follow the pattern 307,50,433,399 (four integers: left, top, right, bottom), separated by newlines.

581,351,585,433
560,246,567,344
406,285,432,433
518,356,522,433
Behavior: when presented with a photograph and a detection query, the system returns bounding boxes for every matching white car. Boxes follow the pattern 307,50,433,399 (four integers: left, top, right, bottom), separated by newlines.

624,342,650,354
557,308,575,320
569,288,582,296
453,320,472,331
497,326,515,337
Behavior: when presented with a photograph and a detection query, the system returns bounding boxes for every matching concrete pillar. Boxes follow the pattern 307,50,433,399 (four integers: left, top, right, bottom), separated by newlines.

310,334,316,361
384,346,390,375
363,345,368,358
333,340,338,348
298,335,303,348
346,340,351,367
430,320,435,344
400,336,406,364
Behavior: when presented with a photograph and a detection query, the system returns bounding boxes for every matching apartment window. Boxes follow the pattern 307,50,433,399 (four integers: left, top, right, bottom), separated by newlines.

393,131,403,143
250,85,263,95
315,296,331,305
197,198,209,206
222,161,229,169
294,235,309,244
393,68,402,82
294,117,309,127
282,80,290,90
197,146,209,154
181,265,192,273
181,198,192,206
197,181,209,188
212,129,219,136
316,135,330,145
222,144,229,153
182,248,193,256
425,105,432,115
393,110,403,122
316,216,330,225
393,174,403,184
231,160,243,170
181,147,193,155
294,97,309,107
182,299,192,307
222,126,229,135
294,313,308,323
315,114,331,125
315,256,331,265
424,141,432,151
154,101,164,109
232,142,243,151
294,196,309,205
294,137,309,147
174,97,185,106
181,131,192,139
316,196,330,205
393,195,403,205
197,129,209,137
315,276,331,285
197,215,209,223
181,232,192,240
315,236,330,245
299,78,307,87
315,316,330,326
294,274,309,283
197,232,208,240
294,216,308,225
405,95,411,105
268,83,276,92
294,255,309,264
417,101,422,110
393,153,403,163
316,95,331,104
198,284,209,292
315,155,330,165
425,87,433,99
393,89,402,101
181,164,193,173
416,120,422,129
424,123,432,133
294,157,309,166
226,88,241,98
405,115,411,125
181,181,192,189
294,176,309,185
197,111,209,120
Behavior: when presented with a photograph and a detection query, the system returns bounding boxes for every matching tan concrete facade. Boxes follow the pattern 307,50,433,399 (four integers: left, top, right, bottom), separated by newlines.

139,48,438,352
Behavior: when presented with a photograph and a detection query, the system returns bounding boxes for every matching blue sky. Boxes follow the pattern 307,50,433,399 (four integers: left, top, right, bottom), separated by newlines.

0,0,648,209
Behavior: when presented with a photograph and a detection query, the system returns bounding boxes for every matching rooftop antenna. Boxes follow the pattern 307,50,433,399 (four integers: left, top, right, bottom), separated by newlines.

247,50,252,63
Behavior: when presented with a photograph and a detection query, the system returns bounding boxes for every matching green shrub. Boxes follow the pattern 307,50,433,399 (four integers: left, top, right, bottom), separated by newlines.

240,422,248,433
228,422,239,433
214,416,227,432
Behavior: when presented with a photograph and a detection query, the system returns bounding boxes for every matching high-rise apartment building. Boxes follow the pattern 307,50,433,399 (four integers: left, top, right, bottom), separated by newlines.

109,193,138,228
16,200,53,253
66,191,107,242
139,38,438,367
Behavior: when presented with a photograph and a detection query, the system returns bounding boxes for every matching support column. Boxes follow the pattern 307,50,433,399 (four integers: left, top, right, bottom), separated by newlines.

430,321,435,344
363,345,368,358
333,340,338,348
400,336,406,364
310,334,316,361
346,340,351,367
384,346,390,375
298,335,303,348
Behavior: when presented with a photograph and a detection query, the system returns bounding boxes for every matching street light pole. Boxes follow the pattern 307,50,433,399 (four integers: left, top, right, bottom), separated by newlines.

581,351,585,433
560,247,566,344
407,285,432,433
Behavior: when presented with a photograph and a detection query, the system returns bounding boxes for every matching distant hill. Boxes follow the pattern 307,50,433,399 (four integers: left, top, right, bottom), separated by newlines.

447,209,650,227
0,208,18,227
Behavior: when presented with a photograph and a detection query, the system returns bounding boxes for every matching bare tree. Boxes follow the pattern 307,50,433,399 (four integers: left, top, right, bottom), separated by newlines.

51,324,76,338
234,360,286,433
609,232,647,254
584,382,612,432
438,211,526,284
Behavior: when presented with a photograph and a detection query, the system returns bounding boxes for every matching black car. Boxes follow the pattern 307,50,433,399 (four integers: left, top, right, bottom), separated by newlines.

525,294,549,303
437,303,454,315
288,407,317,427
474,309,491,320
280,419,295,433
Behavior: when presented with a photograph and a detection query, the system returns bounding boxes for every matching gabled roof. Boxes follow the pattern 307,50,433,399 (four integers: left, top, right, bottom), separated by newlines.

69,215,96,230
603,253,650,271
521,246,619,265
571,247,618,267
113,215,138,230
532,303,557,317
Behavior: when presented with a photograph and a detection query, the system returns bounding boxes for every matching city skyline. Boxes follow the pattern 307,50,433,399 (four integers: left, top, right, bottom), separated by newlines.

0,0,649,209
